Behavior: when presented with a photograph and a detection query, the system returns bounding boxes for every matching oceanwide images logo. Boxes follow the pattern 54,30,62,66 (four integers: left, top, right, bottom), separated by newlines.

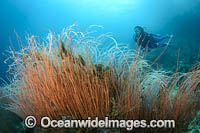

40,117,146,130
24,116,175,130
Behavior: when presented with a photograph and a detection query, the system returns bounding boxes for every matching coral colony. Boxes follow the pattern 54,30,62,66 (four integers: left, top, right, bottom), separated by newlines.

1,24,200,133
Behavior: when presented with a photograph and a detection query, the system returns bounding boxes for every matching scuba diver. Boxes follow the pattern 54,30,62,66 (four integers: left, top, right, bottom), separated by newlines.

134,26,171,52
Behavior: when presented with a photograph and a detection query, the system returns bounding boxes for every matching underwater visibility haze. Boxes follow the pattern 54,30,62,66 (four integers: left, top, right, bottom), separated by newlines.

0,0,200,132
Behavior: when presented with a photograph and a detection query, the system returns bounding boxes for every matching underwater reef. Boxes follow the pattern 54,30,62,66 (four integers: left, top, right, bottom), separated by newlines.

0,24,200,133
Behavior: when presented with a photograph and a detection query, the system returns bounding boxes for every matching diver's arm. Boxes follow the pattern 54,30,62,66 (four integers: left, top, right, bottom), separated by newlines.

134,35,138,42
134,36,142,47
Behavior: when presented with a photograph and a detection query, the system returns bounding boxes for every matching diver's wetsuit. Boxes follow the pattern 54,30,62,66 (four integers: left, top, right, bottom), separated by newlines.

135,32,169,51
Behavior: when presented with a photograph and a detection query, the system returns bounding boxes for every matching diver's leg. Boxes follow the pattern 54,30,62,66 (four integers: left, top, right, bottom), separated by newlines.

149,43,158,49
157,43,168,48
149,43,167,49
154,35,170,43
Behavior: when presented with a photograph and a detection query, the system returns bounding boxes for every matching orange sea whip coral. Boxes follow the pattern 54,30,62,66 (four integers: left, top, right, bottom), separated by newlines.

2,24,200,133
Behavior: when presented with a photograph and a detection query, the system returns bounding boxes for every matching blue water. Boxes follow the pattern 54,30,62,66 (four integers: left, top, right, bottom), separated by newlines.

0,0,200,86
